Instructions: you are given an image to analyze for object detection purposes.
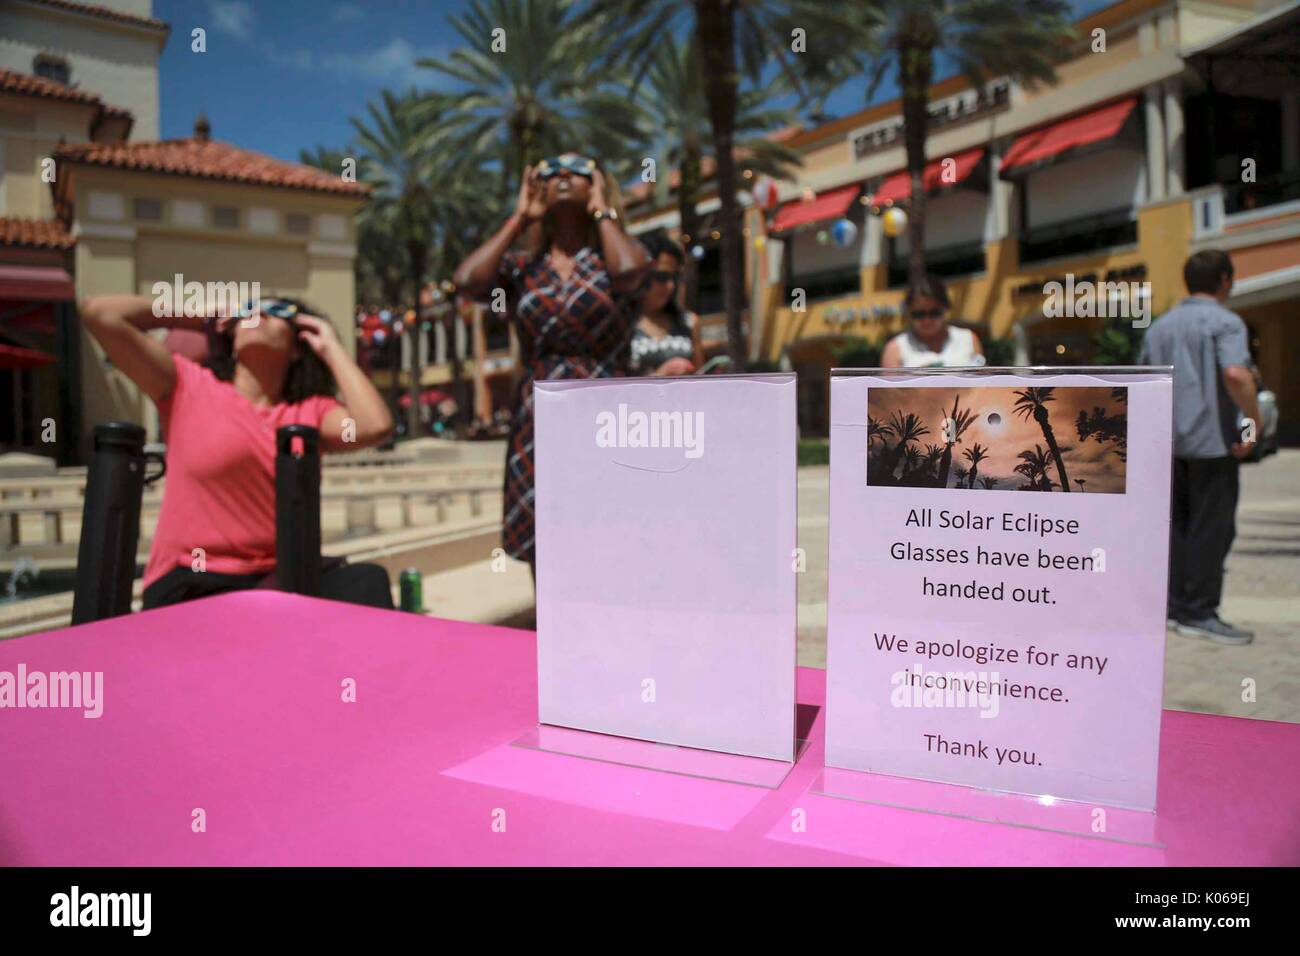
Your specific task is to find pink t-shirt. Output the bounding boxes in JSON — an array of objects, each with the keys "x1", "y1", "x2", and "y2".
[{"x1": 143, "y1": 355, "x2": 340, "y2": 588}]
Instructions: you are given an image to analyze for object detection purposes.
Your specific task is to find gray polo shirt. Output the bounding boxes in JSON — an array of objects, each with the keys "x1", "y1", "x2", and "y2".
[{"x1": 1139, "y1": 296, "x2": 1252, "y2": 458}]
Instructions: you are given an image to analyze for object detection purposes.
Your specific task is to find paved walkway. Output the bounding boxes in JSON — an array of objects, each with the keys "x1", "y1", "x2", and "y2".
[{"x1": 444, "y1": 450, "x2": 1298, "y2": 724}]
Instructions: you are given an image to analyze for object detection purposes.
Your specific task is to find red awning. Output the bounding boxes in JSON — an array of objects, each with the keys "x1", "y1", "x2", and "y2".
[
  {"x1": 0, "y1": 265, "x2": 75, "y2": 302},
  {"x1": 1000, "y1": 97, "x2": 1138, "y2": 173},
  {"x1": 771, "y1": 183, "x2": 861, "y2": 232},
  {"x1": 0, "y1": 343, "x2": 56, "y2": 370},
  {"x1": 870, "y1": 148, "x2": 985, "y2": 207}
]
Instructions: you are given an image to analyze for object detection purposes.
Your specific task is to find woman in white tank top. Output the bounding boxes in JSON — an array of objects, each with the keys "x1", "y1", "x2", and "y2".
[{"x1": 881, "y1": 274, "x2": 985, "y2": 368}]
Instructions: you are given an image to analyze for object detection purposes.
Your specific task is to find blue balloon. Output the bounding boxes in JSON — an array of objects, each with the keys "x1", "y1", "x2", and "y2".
[{"x1": 830, "y1": 218, "x2": 858, "y2": 247}]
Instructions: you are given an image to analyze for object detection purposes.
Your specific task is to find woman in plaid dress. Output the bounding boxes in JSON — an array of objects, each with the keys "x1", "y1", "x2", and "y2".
[{"x1": 454, "y1": 154, "x2": 649, "y2": 571}]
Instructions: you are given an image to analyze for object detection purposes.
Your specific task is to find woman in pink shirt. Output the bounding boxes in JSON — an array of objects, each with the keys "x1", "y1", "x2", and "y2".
[{"x1": 80, "y1": 293, "x2": 395, "y2": 610}]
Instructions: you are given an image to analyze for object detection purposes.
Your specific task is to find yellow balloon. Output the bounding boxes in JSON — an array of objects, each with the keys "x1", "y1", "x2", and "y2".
[{"x1": 881, "y1": 207, "x2": 908, "y2": 237}]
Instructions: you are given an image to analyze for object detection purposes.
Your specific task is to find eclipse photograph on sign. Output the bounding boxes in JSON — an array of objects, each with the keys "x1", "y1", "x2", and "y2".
[{"x1": 867, "y1": 386, "x2": 1128, "y2": 493}]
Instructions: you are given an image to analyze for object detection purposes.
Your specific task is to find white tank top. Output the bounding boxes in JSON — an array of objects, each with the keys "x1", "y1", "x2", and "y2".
[{"x1": 889, "y1": 326, "x2": 983, "y2": 368}]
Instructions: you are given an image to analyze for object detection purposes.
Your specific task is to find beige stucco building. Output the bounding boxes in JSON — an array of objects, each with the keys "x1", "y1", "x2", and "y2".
[
  {"x1": 1, "y1": 0, "x2": 367, "y2": 463},
  {"x1": 627, "y1": 0, "x2": 1300, "y2": 441}
]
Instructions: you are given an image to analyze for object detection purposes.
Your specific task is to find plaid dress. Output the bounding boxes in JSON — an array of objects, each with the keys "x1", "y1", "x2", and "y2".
[{"x1": 498, "y1": 247, "x2": 636, "y2": 563}]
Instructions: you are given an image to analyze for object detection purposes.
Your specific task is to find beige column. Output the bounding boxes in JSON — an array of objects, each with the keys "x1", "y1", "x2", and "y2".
[
  {"x1": 984, "y1": 140, "x2": 1013, "y2": 242},
  {"x1": 1145, "y1": 85, "x2": 1167, "y2": 202},
  {"x1": 1163, "y1": 79, "x2": 1185, "y2": 197}
]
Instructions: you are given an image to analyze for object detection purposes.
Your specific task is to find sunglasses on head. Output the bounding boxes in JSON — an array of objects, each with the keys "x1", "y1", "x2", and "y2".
[
  {"x1": 910, "y1": 308, "x2": 944, "y2": 320},
  {"x1": 536, "y1": 155, "x2": 596, "y2": 180}
]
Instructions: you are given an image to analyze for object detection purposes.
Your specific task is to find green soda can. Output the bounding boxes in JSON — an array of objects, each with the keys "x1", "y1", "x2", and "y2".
[{"x1": 399, "y1": 568, "x2": 423, "y2": 613}]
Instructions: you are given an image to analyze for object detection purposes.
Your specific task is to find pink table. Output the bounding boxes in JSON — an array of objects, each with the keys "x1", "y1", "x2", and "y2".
[{"x1": 1, "y1": 592, "x2": 1296, "y2": 865}]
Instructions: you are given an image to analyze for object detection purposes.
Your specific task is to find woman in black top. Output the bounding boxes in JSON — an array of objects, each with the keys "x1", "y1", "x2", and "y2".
[{"x1": 628, "y1": 232, "x2": 704, "y2": 377}]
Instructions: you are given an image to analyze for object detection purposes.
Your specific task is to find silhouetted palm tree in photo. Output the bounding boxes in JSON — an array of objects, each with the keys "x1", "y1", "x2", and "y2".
[
  {"x1": 1075, "y1": 478, "x2": 1086, "y2": 492},
  {"x1": 862, "y1": 1, "x2": 1074, "y2": 293},
  {"x1": 936, "y1": 394, "x2": 977, "y2": 488},
  {"x1": 953, "y1": 463, "x2": 968, "y2": 488},
  {"x1": 1014, "y1": 444, "x2": 1055, "y2": 491},
  {"x1": 868, "y1": 415, "x2": 892, "y2": 448},
  {"x1": 901, "y1": 444, "x2": 925, "y2": 484},
  {"x1": 882, "y1": 410, "x2": 930, "y2": 481},
  {"x1": 962, "y1": 442, "x2": 989, "y2": 489},
  {"x1": 922, "y1": 442, "x2": 945, "y2": 483},
  {"x1": 978, "y1": 476, "x2": 998, "y2": 489},
  {"x1": 1014, "y1": 386, "x2": 1070, "y2": 491}
]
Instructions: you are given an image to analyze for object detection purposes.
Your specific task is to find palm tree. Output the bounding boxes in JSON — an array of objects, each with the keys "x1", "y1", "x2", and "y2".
[
  {"x1": 1013, "y1": 386, "x2": 1070, "y2": 491},
  {"x1": 876, "y1": 410, "x2": 930, "y2": 482},
  {"x1": 936, "y1": 394, "x2": 977, "y2": 488},
  {"x1": 633, "y1": 37, "x2": 802, "y2": 310},
  {"x1": 592, "y1": 0, "x2": 880, "y2": 369},
  {"x1": 952, "y1": 463, "x2": 968, "y2": 488},
  {"x1": 922, "y1": 442, "x2": 945, "y2": 482},
  {"x1": 868, "y1": 415, "x2": 892, "y2": 448},
  {"x1": 978, "y1": 476, "x2": 998, "y2": 490},
  {"x1": 863, "y1": 2, "x2": 1074, "y2": 293},
  {"x1": 1075, "y1": 478, "x2": 1086, "y2": 492},
  {"x1": 352, "y1": 93, "x2": 497, "y2": 437},
  {"x1": 962, "y1": 442, "x2": 989, "y2": 489},
  {"x1": 1014, "y1": 444, "x2": 1054, "y2": 491},
  {"x1": 420, "y1": 0, "x2": 645, "y2": 195},
  {"x1": 901, "y1": 444, "x2": 925, "y2": 483}
]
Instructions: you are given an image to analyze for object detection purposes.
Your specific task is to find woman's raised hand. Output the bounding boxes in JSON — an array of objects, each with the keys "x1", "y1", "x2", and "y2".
[
  {"x1": 587, "y1": 168, "x2": 608, "y2": 216},
  {"x1": 294, "y1": 313, "x2": 343, "y2": 360},
  {"x1": 514, "y1": 165, "x2": 547, "y2": 223}
]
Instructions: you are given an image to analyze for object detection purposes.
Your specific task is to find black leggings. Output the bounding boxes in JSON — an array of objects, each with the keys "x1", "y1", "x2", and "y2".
[{"x1": 143, "y1": 561, "x2": 395, "y2": 611}]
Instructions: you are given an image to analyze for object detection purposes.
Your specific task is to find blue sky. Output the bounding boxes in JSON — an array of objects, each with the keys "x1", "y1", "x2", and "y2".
[{"x1": 157, "y1": 0, "x2": 1114, "y2": 163}]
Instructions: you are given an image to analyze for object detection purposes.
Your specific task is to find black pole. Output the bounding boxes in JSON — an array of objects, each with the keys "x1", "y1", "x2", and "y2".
[
  {"x1": 71, "y1": 421, "x2": 161, "y2": 624},
  {"x1": 275, "y1": 424, "x2": 321, "y2": 597}
]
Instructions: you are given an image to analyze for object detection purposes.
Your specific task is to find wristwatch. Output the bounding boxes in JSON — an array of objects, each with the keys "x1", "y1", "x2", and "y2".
[{"x1": 592, "y1": 207, "x2": 619, "y2": 223}]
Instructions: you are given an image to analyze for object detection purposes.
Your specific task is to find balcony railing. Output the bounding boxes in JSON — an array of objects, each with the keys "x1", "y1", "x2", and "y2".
[
  {"x1": 1018, "y1": 208, "x2": 1136, "y2": 264},
  {"x1": 789, "y1": 266, "x2": 862, "y2": 302},
  {"x1": 1223, "y1": 170, "x2": 1300, "y2": 217},
  {"x1": 887, "y1": 241, "x2": 986, "y2": 288}
]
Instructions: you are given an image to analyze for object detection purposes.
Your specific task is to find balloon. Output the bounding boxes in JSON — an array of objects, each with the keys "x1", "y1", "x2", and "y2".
[
  {"x1": 830, "y1": 218, "x2": 858, "y2": 247},
  {"x1": 751, "y1": 176, "x2": 780, "y2": 211},
  {"x1": 373, "y1": 329, "x2": 387, "y2": 346},
  {"x1": 881, "y1": 207, "x2": 908, "y2": 237},
  {"x1": 816, "y1": 229, "x2": 829, "y2": 245},
  {"x1": 691, "y1": 244, "x2": 706, "y2": 260}
]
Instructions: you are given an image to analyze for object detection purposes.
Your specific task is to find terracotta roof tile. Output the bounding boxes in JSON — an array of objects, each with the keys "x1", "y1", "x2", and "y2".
[
  {"x1": 55, "y1": 138, "x2": 371, "y2": 198},
  {"x1": 19, "y1": 0, "x2": 168, "y2": 31},
  {"x1": 0, "y1": 217, "x2": 74, "y2": 250},
  {"x1": 0, "y1": 68, "x2": 135, "y2": 134},
  {"x1": 0, "y1": 67, "x2": 104, "y2": 108}
]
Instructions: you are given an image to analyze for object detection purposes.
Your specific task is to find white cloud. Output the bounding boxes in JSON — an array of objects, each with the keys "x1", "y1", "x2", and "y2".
[
  {"x1": 208, "y1": 0, "x2": 255, "y2": 40},
  {"x1": 332, "y1": 3, "x2": 366, "y2": 23},
  {"x1": 320, "y1": 38, "x2": 448, "y2": 89}
]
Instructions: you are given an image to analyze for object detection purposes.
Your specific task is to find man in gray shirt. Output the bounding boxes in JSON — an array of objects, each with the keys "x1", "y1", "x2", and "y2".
[{"x1": 1140, "y1": 249, "x2": 1260, "y2": 643}]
